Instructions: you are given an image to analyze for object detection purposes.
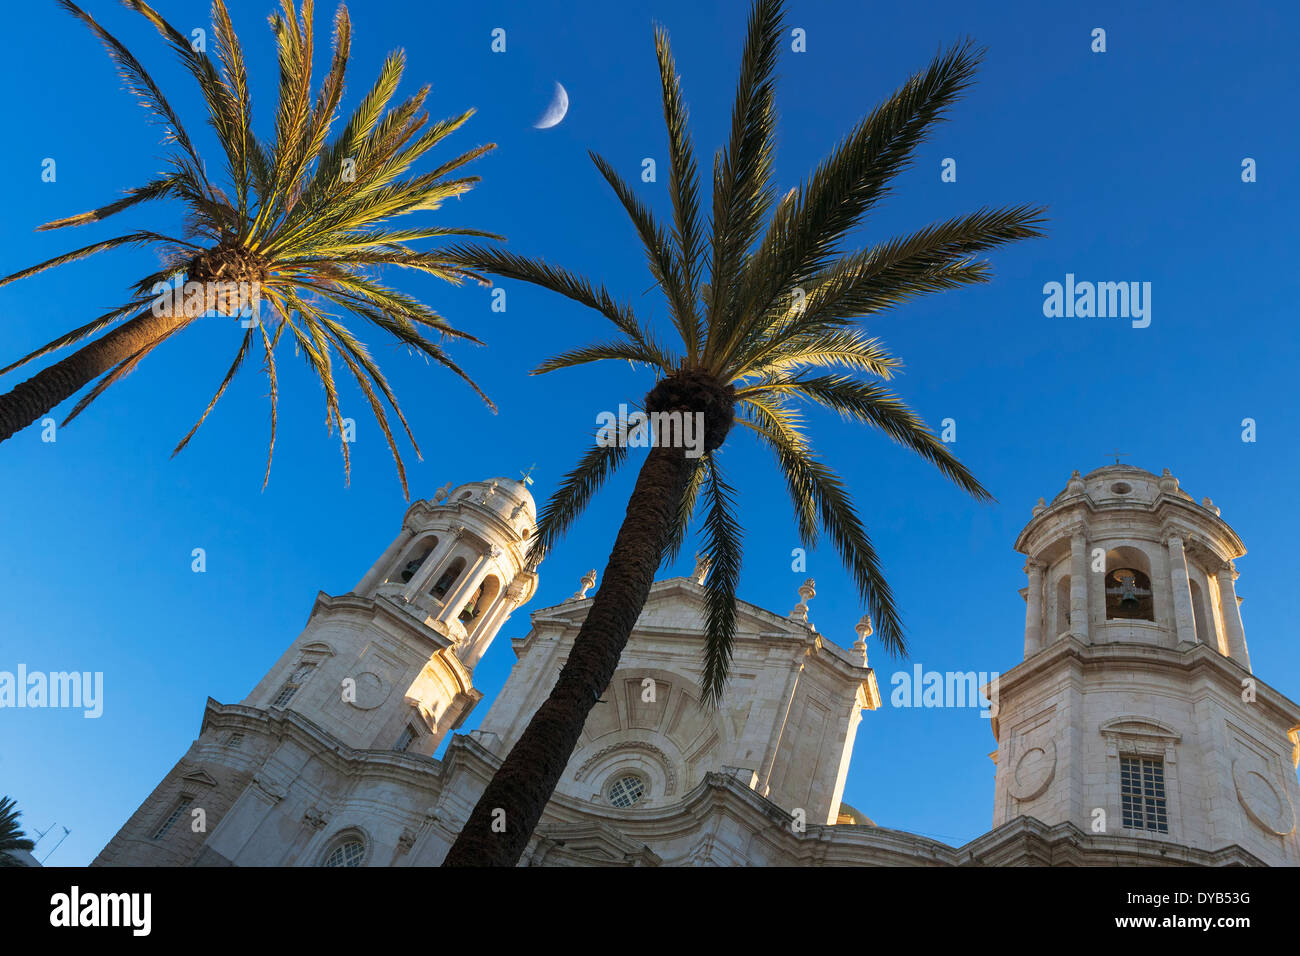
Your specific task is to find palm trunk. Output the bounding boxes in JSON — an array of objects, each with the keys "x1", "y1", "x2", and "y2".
[
  {"x1": 0, "y1": 308, "x2": 186, "y2": 442},
  {"x1": 441, "y1": 439, "x2": 696, "y2": 867}
]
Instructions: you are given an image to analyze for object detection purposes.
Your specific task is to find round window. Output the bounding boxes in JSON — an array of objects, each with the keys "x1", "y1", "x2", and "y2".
[
  {"x1": 1110, "y1": 481, "x2": 1132, "y2": 495},
  {"x1": 606, "y1": 774, "x2": 647, "y2": 808}
]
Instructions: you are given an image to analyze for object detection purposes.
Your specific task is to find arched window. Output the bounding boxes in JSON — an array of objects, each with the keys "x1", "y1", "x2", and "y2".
[
  {"x1": 321, "y1": 832, "x2": 366, "y2": 867},
  {"x1": 430, "y1": 557, "x2": 466, "y2": 600},
  {"x1": 606, "y1": 773, "x2": 647, "y2": 808},
  {"x1": 461, "y1": 574, "x2": 500, "y2": 624},
  {"x1": 1055, "y1": 575, "x2": 1071, "y2": 636},
  {"x1": 1105, "y1": 547, "x2": 1155, "y2": 622},
  {"x1": 1189, "y1": 579, "x2": 1213, "y2": 646},
  {"x1": 395, "y1": 539, "x2": 436, "y2": 584}
]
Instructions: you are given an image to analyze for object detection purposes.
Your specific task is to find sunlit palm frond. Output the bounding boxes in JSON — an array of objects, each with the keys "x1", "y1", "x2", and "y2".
[{"x1": 0, "y1": 1, "x2": 498, "y2": 494}]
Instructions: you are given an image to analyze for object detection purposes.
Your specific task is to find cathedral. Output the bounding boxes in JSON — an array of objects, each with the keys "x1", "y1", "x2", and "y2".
[{"x1": 92, "y1": 465, "x2": 1300, "y2": 866}]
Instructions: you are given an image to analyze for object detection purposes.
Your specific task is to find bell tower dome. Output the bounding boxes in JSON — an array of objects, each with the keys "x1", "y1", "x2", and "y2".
[
  {"x1": 1015, "y1": 464, "x2": 1250, "y2": 665},
  {"x1": 990, "y1": 465, "x2": 1300, "y2": 865}
]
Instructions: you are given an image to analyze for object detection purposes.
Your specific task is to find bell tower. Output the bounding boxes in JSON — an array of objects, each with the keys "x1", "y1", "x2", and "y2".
[
  {"x1": 92, "y1": 475, "x2": 540, "y2": 867},
  {"x1": 990, "y1": 465, "x2": 1300, "y2": 865},
  {"x1": 242, "y1": 476, "x2": 540, "y2": 755}
]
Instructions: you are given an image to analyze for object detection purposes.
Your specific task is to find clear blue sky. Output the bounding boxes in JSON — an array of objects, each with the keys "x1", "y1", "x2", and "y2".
[{"x1": 2, "y1": 0, "x2": 1297, "y2": 865}]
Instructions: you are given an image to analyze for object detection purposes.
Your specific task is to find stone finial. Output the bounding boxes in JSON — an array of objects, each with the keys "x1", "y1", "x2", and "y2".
[
  {"x1": 1032, "y1": 496, "x2": 1046, "y2": 516},
  {"x1": 1201, "y1": 496, "x2": 1221, "y2": 516},
  {"x1": 1159, "y1": 468, "x2": 1179, "y2": 494},
  {"x1": 692, "y1": 552, "x2": 712, "y2": 585},
  {"x1": 433, "y1": 481, "x2": 453, "y2": 503},
  {"x1": 853, "y1": 614, "x2": 873, "y2": 663},
  {"x1": 571, "y1": 569, "x2": 597, "y2": 600},
  {"x1": 789, "y1": 578, "x2": 816, "y2": 622},
  {"x1": 1066, "y1": 471, "x2": 1085, "y2": 495}
]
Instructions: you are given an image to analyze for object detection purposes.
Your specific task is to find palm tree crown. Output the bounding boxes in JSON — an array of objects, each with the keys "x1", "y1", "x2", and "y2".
[
  {"x1": 0, "y1": 0, "x2": 498, "y2": 495},
  {"x1": 447, "y1": 0, "x2": 1045, "y2": 700},
  {"x1": 0, "y1": 796, "x2": 36, "y2": 866}
]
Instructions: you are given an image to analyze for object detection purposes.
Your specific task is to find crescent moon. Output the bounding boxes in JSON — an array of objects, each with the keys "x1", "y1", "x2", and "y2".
[{"x1": 533, "y1": 81, "x2": 569, "y2": 129}]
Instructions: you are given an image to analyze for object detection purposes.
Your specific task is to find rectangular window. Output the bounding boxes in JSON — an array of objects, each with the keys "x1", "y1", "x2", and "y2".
[
  {"x1": 272, "y1": 663, "x2": 315, "y2": 708},
  {"x1": 1120, "y1": 756, "x2": 1168, "y2": 833},
  {"x1": 152, "y1": 796, "x2": 193, "y2": 840},
  {"x1": 225, "y1": 732, "x2": 244, "y2": 748},
  {"x1": 394, "y1": 725, "x2": 418, "y2": 753}
]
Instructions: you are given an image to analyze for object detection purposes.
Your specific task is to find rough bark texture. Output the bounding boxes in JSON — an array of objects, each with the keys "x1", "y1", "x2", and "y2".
[
  {"x1": 0, "y1": 308, "x2": 188, "y2": 442},
  {"x1": 441, "y1": 371, "x2": 733, "y2": 867}
]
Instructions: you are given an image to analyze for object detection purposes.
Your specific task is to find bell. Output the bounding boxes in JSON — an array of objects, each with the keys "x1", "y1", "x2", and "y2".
[{"x1": 1117, "y1": 572, "x2": 1139, "y2": 610}]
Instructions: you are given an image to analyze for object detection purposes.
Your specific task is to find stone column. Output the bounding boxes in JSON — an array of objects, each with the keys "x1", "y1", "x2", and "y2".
[
  {"x1": 437, "y1": 552, "x2": 494, "y2": 626},
  {"x1": 1215, "y1": 562, "x2": 1252, "y2": 671},
  {"x1": 461, "y1": 597, "x2": 520, "y2": 669},
  {"x1": 404, "y1": 527, "x2": 464, "y2": 602},
  {"x1": 1165, "y1": 535, "x2": 1197, "y2": 645},
  {"x1": 355, "y1": 527, "x2": 414, "y2": 594},
  {"x1": 1069, "y1": 531, "x2": 1089, "y2": 640},
  {"x1": 759, "y1": 653, "x2": 805, "y2": 796},
  {"x1": 1024, "y1": 559, "x2": 1045, "y2": 656}
]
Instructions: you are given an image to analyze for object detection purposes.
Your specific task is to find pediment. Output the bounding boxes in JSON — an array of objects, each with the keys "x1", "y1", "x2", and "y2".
[
  {"x1": 532, "y1": 576, "x2": 809, "y2": 641},
  {"x1": 180, "y1": 769, "x2": 219, "y2": 788},
  {"x1": 531, "y1": 821, "x2": 662, "y2": 867},
  {"x1": 1099, "y1": 715, "x2": 1181, "y2": 741}
]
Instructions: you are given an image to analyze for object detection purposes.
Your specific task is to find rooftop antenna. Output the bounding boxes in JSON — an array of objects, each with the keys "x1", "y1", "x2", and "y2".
[{"x1": 39, "y1": 826, "x2": 71, "y2": 864}]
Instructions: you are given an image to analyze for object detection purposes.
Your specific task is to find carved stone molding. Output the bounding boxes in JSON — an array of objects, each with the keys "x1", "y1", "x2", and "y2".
[
  {"x1": 574, "y1": 741, "x2": 679, "y2": 796},
  {"x1": 303, "y1": 806, "x2": 329, "y2": 830},
  {"x1": 1008, "y1": 739, "x2": 1056, "y2": 801},
  {"x1": 253, "y1": 771, "x2": 289, "y2": 803},
  {"x1": 1232, "y1": 759, "x2": 1297, "y2": 837}
]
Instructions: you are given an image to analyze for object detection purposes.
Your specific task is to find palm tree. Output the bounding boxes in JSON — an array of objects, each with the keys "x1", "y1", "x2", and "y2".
[
  {"x1": 0, "y1": 796, "x2": 36, "y2": 866},
  {"x1": 439, "y1": 0, "x2": 1045, "y2": 867},
  {"x1": 0, "y1": 0, "x2": 499, "y2": 495}
]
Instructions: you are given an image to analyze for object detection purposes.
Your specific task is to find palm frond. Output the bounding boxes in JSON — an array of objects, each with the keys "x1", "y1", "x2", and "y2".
[
  {"x1": 532, "y1": 339, "x2": 662, "y2": 375},
  {"x1": 528, "y1": 438, "x2": 631, "y2": 567},
  {"x1": 652, "y1": 22, "x2": 704, "y2": 353},
  {"x1": 707, "y1": 0, "x2": 782, "y2": 347},
  {"x1": 664, "y1": 455, "x2": 708, "y2": 563},
  {"x1": 752, "y1": 373, "x2": 992, "y2": 501},
  {"x1": 727, "y1": 40, "x2": 986, "y2": 354},
  {"x1": 698, "y1": 455, "x2": 743, "y2": 703},
  {"x1": 441, "y1": 243, "x2": 678, "y2": 370}
]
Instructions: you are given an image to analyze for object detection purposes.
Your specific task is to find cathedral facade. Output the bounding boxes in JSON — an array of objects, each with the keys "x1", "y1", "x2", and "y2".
[{"x1": 92, "y1": 466, "x2": 1300, "y2": 866}]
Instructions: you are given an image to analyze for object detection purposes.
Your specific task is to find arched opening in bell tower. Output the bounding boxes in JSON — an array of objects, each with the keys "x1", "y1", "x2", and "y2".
[
  {"x1": 1105, "y1": 546, "x2": 1155, "y2": 622},
  {"x1": 461, "y1": 573, "x2": 501, "y2": 625},
  {"x1": 392, "y1": 538, "x2": 436, "y2": 584},
  {"x1": 430, "y1": 557, "x2": 467, "y2": 600},
  {"x1": 1054, "y1": 575, "x2": 1071, "y2": 636}
]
